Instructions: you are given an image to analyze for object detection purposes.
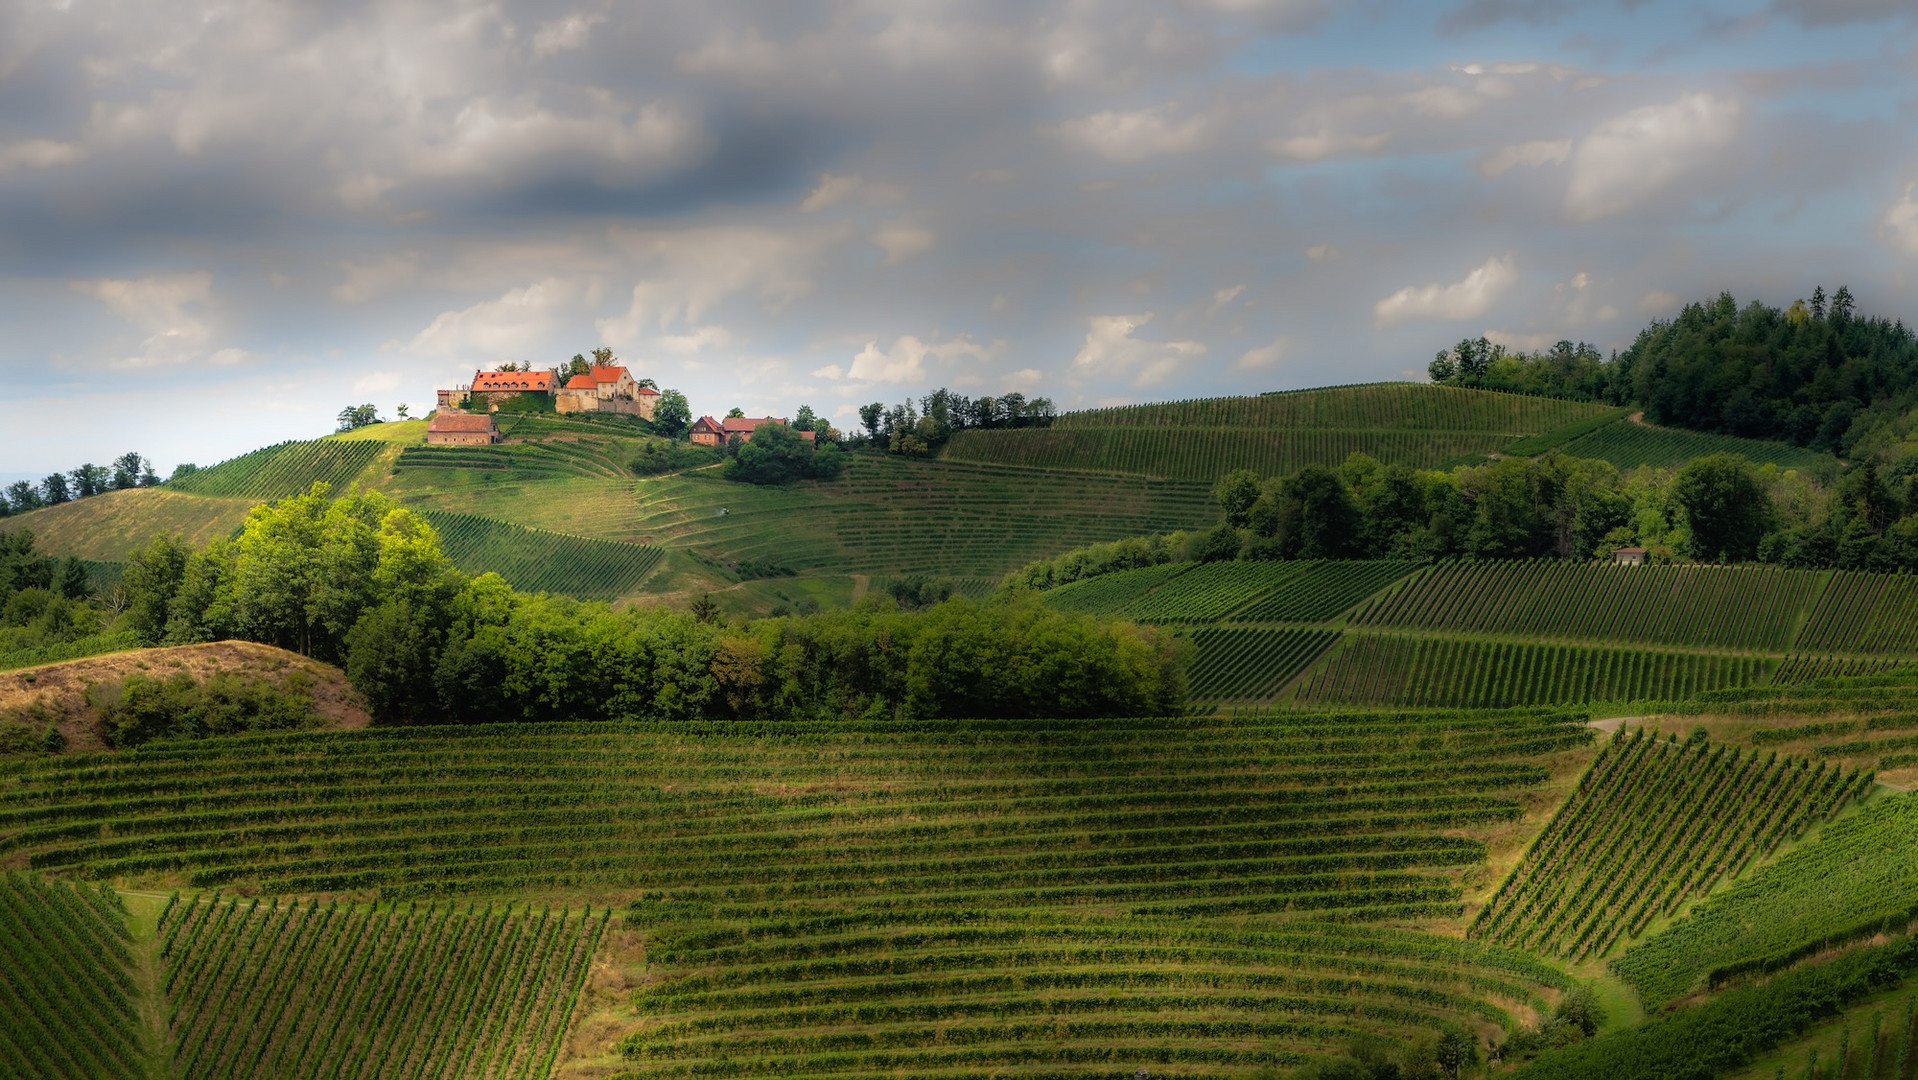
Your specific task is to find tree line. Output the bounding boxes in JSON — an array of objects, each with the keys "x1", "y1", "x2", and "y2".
[
  {"x1": 1, "y1": 452, "x2": 170, "y2": 516},
  {"x1": 1013, "y1": 447, "x2": 1918, "y2": 588},
  {"x1": 112, "y1": 484, "x2": 1185, "y2": 727},
  {"x1": 1429, "y1": 286, "x2": 1918, "y2": 460},
  {"x1": 855, "y1": 388, "x2": 1056, "y2": 456}
]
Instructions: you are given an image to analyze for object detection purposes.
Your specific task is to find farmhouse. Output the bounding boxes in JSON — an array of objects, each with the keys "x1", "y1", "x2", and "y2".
[
  {"x1": 689, "y1": 416, "x2": 727, "y2": 446},
  {"x1": 555, "y1": 364, "x2": 660, "y2": 419},
  {"x1": 723, "y1": 417, "x2": 816, "y2": 444},
  {"x1": 437, "y1": 370, "x2": 557, "y2": 411},
  {"x1": 425, "y1": 412, "x2": 499, "y2": 445},
  {"x1": 1613, "y1": 546, "x2": 1648, "y2": 566}
]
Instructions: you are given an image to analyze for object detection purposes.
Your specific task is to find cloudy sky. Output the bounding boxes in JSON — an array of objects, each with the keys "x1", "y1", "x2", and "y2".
[{"x1": 3, "y1": 0, "x2": 1917, "y2": 476}]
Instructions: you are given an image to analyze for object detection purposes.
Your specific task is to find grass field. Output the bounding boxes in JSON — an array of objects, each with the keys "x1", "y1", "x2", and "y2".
[
  {"x1": 323, "y1": 418, "x2": 428, "y2": 443},
  {"x1": 0, "y1": 488, "x2": 253, "y2": 561},
  {"x1": 1557, "y1": 417, "x2": 1835, "y2": 470},
  {"x1": 943, "y1": 384, "x2": 1617, "y2": 480},
  {"x1": 0, "y1": 709, "x2": 1596, "y2": 1076}
]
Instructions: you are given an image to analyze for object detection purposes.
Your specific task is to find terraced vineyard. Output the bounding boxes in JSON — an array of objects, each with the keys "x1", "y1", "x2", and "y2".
[
  {"x1": 397, "y1": 440, "x2": 630, "y2": 480},
  {"x1": 1795, "y1": 572, "x2": 1918, "y2": 655},
  {"x1": 1041, "y1": 562, "x2": 1194, "y2": 615},
  {"x1": 1472, "y1": 731, "x2": 1865, "y2": 960},
  {"x1": 627, "y1": 455, "x2": 1217, "y2": 578},
  {"x1": 420, "y1": 510, "x2": 663, "y2": 600},
  {"x1": 1187, "y1": 627, "x2": 1341, "y2": 701},
  {"x1": 1293, "y1": 634, "x2": 1777, "y2": 708},
  {"x1": 1611, "y1": 792, "x2": 1918, "y2": 1008},
  {"x1": 0, "y1": 872, "x2": 145, "y2": 1080},
  {"x1": 1354, "y1": 561, "x2": 1823, "y2": 652},
  {"x1": 0, "y1": 712, "x2": 1596, "y2": 1074},
  {"x1": 1044, "y1": 560, "x2": 1419, "y2": 624},
  {"x1": 944, "y1": 384, "x2": 1615, "y2": 480},
  {"x1": 160, "y1": 895, "x2": 605, "y2": 1080},
  {"x1": 165, "y1": 439, "x2": 387, "y2": 499},
  {"x1": 1557, "y1": 418, "x2": 1834, "y2": 470}
]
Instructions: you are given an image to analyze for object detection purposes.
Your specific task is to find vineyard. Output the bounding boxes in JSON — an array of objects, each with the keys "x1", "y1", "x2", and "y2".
[
  {"x1": 1794, "y1": 572, "x2": 1918, "y2": 655},
  {"x1": 1353, "y1": 561, "x2": 1824, "y2": 652},
  {"x1": 165, "y1": 440, "x2": 387, "y2": 500},
  {"x1": 0, "y1": 872, "x2": 144, "y2": 1080},
  {"x1": 1556, "y1": 418, "x2": 1833, "y2": 470},
  {"x1": 159, "y1": 895, "x2": 605, "y2": 1080},
  {"x1": 1611, "y1": 792, "x2": 1918, "y2": 1008},
  {"x1": 1186, "y1": 627, "x2": 1340, "y2": 700},
  {"x1": 419, "y1": 510, "x2": 663, "y2": 601},
  {"x1": 1043, "y1": 560, "x2": 1420, "y2": 624},
  {"x1": 1292, "y1": 633, "x2": 1777, "y2": 708},
  {"x1": 941, "y1": 384, "x2": 1617, "y2": 480},
  {"x1": 1471, "y1": 730, "x2": 1866, "y2": 961}
]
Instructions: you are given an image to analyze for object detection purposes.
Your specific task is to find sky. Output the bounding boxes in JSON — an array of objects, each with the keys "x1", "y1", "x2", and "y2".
[{"x1": 3, "y1": 0, "x2": 1918, "y2": 477}]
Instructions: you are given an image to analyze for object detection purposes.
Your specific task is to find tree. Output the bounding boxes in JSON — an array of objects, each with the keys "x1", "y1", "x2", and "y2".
[
  {"x1": 52, "y1": 557, "x2": 89, "y2": 600},
  {"x1": 1429, "y1": 350, "x2": 1457, "y2": 383},
  {"x1": 111, "y1": 452, "x2": 146, "y2": 490},
  {"x1": 1435, "y1": 1026, "x2": 1478, "y2": 1079},
  {"x1": 396, "y1": 404, "x2": 410, "y2": 420},
  {"x1": 859, "y1": 402, "x2": 885, "y2": 442},
  {"x1": 1212, "y1": 469, "x2": 1262, "y2": 528},
  {"x1": 6, "y1": 481, "x2": 40, "y2": 513},
  {"x1": 39, "y1": 473, "x2": 70, "y2": 505},
  {"x1": 591, "y1": 346, "x2": 615, "y2": 365},
  {"x1": 68, "y1": 464, "x2": 108, "y2": 498},
  {"x1": 654, "y1": 389, "x2": 692, "y2": 439},
  {"x1": 725, "y1": 407, "x2": 745, "y2": 419},
  {"x1": 335, "y1": 404, "x2": 380, "y2": 431},
  {"x1": 1672, "y1": 454, "x2": 1770, "y2": 562},
  {"x1": 724, "y1": 422, "x2": 835, "y2": 484},
  {"x1": 637, "y1": 377, "x2": 658, "y2": 390},
  {"x1": 124, "y1": 533, "x2": 192, "y2": 644},
  {"x1": 168, "y1": 463, "x2": 199, "y2": 483},
  {"x1": 1286, "y1": 464, "x2": 1360, "y2": 558}
]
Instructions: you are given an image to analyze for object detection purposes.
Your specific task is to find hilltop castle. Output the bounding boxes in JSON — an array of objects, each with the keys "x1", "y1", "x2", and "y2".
[{"x1": 436, "y1": 363, "x2": 658, "y2": 420}]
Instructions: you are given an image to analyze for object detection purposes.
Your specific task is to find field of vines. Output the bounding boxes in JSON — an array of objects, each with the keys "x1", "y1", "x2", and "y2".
[
  {"x1": 940, "y1": 426, "x2": 1514, "y2": 481},
  {"x1": 1558, "y1": 419, "x2": 1833, "y2": 470},
  {"x1": 1051, "y1": 383, "x2": 1613, "y2": 433},
  {"x1": 1770, "y1": 654, "x2": 1907, "y2": 685},
  {"x1": 1471, "y1": 731, "x2": 1865, "y2": 961},
  {"x1": 159, "y1": 895, "x2": 605, "y2": 1080},
  {"x1": 1496, "y1": 408, "x2": 1633, "y2": 457},
  {"x1": 1293, "y1": 634, "x2": 1777, "y2": 708},
  {"x1": 1118, "y1": 561, "x2": 1325, "y2": 623},
  {"x1": 0, "y1": 872, "x2": 145, "y2": 1080},
  {"x1": 1611, "y1": 792, "x2": 1918, "y2": 1008},
  {"x1": 396, "y1": 440, "x2": 628, "y2": 481},
  {"x1": 1794, "y1": 571, "x2": 1918, "y2": 655},
  {"x1": 1041, "y1": 562, "x2": 1193, "y2": 615},
  {"x1": 1354, "y1": 561, "x2": 1824, "y2": 652},
  {"x1": 1232, "y1": 561, "x2": 1423, "y2": 622},
  {"x1": 1186, "y1": 627, "x2": 1340, "y2": 700},
  {"x1": 419, "y1": 510, "x2": 663, "y2": 601},
  {"x1": 165, "y1": 440, "x2": 386, "y2": 500},
  {"x1": 1042, "y1": 560, "x2": 1419, "y2": 626}
]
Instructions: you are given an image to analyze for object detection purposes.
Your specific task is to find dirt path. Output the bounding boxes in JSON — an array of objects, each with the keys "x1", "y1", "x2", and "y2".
[
  {"x1": 121, "y1": 892, "x2": 176, "y2": 1080},
  {"x1": 1588, "y1": 715, "x2": 1647, "y2": 734}
]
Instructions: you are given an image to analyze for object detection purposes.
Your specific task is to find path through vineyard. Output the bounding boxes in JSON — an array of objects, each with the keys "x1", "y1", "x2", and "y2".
[{"x1": 123, "y1": 893, "x2": 175, "y2": 1080}]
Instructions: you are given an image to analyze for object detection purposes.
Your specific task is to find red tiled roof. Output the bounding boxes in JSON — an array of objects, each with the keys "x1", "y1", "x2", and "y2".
[
  {"x1": 690, "y1": 415, "x2": 725, "y2": 433},
  {"x1": 721, "y1": 416, "x2": 790, "y2": 433},
  {"x1": 428, "y1": 413, "x2": 496, "y2": 433},
  {"x1": 564, "y1": 374, "x2": 596, "y2": 390},
  {"x1": 636, "y1": 385, "x2": 660, "y2": 396},
  {"x1": 589, "y1": 365, "x2": 630, "y2": 384},
  {"x1": 471, "y1": 370, "x2": 555, "y2": 391}
]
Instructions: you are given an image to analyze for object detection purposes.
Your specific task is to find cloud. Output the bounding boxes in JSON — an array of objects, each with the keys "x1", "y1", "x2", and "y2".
[
  {"x1": 532, "y1": 14, "x2": 605, "y2": 58},
  {"x1": 1771, "y1": 0, "x2": 1911, "y2": 25},
  {"x1": 332, "y1": 252, "x2": 420, "y2": 304},
  {"x1": 1270, "y1": 130, "x2": 1390, "y2": 162},
  {"x1": 1372, "y1": 255, "x2": 1517, "y2": 327},
  {"x1": 1480, "y1": 139, "x2": 1571, "y2": 176},
  {"x1": 1883, "y1": 184, "x2": 1918, "y2": 257},
  {"x1": 1071, "y1": 314, "x2": 1207, "y2": 387},
  {"x1": 1306, "y1": 244, "x2": 1338, "y2": 261},
  {"x1": 800, "y1": 173, "x2": 861, "y2": 212},
  {"x1": 1564, "y1": 94, "x2": 1739, "y2": 221},
  {"x1": 598, "y1": 225, "x2": 834, "y2": 349},
  {"x1": 1641, "y1": 290, "x2": 1683, "y2": 314},
  {"x1": 402, "y1": 278, "x2": 584, "y2": 363},
  {"x1": 658, "y1": 325, "x2": 736, "y2": 354},
  {"x1": 1235, "y1": 336, "x2": 1286, "y2": 370},
  {"x1": 1208, "y1": 285, "x2": 1245, "y2": 314},
  {"x1": 843, "y1": 334, "x2": 1000, "y2": 384},
  {"x1": 0, "y1": 139, "x2": 84, "y2": 172},
  {"x1": 352, "y1": 370, "x2": 403, "y2": 396},
  {"x1": 1439, "y1": 0, "x2": 1576, "y2": 33},
  {"x1": 872, "y1": 224, "x2": 935, "y2": 266},
  {"x1": 73, "y1": 272, "x2": 233, "y2": 369},
  {"x1": 1058, "y1": 104, "x2": 1218, "y2": 161}
]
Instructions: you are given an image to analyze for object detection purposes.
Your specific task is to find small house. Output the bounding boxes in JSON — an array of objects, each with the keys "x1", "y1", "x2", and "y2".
[
  {"x1": 1613, "y1": 546, "x2": 1648, "y2": 566},
  {"x1": 722, "y1": 417, "x2": 815, "y2": 444},
  {"x1": 425, "y1": 412, "x2": 500, "y2": 445},
  {"x1": 689, "y1": 416, "x2": 727, "y2": 446}
]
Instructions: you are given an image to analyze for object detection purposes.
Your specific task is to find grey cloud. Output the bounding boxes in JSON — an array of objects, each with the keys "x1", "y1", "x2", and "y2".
[{"x1": 1771, "y1": 0, "x2": 1915, "y2": 25}]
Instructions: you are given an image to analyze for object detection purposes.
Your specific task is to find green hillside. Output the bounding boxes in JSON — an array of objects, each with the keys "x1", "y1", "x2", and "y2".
[
  {"x1": 1556, "y1": 416, "x2": 1836, "y2": 470},
  {"x1": 420, "y1": 510, "x2": 664, "y2": 600},
  {"x1": 165, "y1": 439, "x2": 390, "y2": 499},
  {"x1": 943, "y1": 383, "x2": 1615, "y2": 480}
]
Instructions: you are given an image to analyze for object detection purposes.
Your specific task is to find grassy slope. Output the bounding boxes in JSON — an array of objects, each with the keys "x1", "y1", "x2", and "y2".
[{"x1": 0, "y1": 489, "x2": 254, "y2": 561}]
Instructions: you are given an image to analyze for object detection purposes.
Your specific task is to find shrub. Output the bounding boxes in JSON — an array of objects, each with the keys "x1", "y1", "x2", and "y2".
[{"x1": 86, "y1": 669, "x2": 321, "y2": 748}]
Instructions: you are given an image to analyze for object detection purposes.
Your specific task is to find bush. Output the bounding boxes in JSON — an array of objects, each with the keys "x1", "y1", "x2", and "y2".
[
  {"x1": 86, "y1": 670, "x2": 322, "y2": 748},
  {"x1": 723, "y1": 423, "x2": 843, "y2": 484},
  {"x1": 629, "y1": 440, "x2": 721, "y2": 476}
]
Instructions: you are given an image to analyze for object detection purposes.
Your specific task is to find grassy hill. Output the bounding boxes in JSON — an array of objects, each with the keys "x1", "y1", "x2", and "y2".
[{"x1": 942, "y1": 383, "x2": 1615, "y2": 480}]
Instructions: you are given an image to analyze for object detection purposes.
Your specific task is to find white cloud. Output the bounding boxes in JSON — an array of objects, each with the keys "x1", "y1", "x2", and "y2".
[
  {"x1": 872, "y1": 224, "x2": 935, "y2": 266},
  {"x1": 657, "y1": 325, "x2": 735, "y2": 354},
  {"x1": 73, "y1": 271, "x2": 237, "y2": 369},
  {"x1": 844, "y1": 334, "x2": 1000, "y2": 384},
  {"x1": 1271, "y1": 129, "x2": 1390, "y2": 161},
  {"x1": 810, "y1": 364, "x2": 846, "y2": 380},
  {"x1": 1483, "y1": 329, "x2": 1556, "y2": 352},
  {"x1": 332, "y1": 252, "x2": 420, "y2": 303},
  {"x1": 1058, "y1": 104, "x2": 1218, "y2": 161},
  {"x1": 1564, "y1": 93, "x2": 1739, "y2": 221},
  {"x1": 1882, "y1": 183, "x2": 1918, "y2": 257},
  {"x1": 1306, "y1": 244, "x2": 1338, "y2": 261},
  {"x1": 598, "y1": 225, "x2": 834, "y2": 350},
  {"x1": 1208, "y1": 285, "x2": 1245, "y2": 314},
  {"x1": 1071, "y1": 313, "x2": 1207, "y2": 387},
  {"x1": 412, "y1": 97, "x2": 710, "y2": 183},
  {"x1": 402, "y1": 278, "x2": 584, "y2": 362},
  {"x1": 0, "y1": 138, "x2": 84, "y2": 172},
  {"x1": 1235, "y1": 336, "x2": 1286, "y2": 370},
  {"x1": 1480, "y1": 138, "x2": 1571, "y2": 176},
  {"x1": 1372, "y1": 255, "x2": 1517, "y2": 327},
  {"x1": 353, "y1": 370, "x2": 403, "y2": 395},
  {"x1": 800, "y1": 173, "x2": 861, "y2": 212},
  {"x1": 532, "y1": 14, "x2": 605, "y2": 58}
]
